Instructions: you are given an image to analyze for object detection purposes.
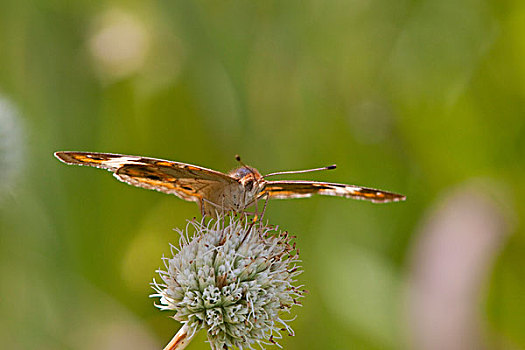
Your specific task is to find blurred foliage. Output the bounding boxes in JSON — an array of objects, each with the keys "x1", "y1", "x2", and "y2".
[{"x1": 0, "y1": 0, "x2": 524, "y2": 349}]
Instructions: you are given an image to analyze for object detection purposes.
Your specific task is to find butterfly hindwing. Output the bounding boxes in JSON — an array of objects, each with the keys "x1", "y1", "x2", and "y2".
[
  {"x1": 54, "y1": 151, "x2": 237, "y2": 203},
  {"x1": 114, "y1": 164, "x2": 227, "y2": 202}
]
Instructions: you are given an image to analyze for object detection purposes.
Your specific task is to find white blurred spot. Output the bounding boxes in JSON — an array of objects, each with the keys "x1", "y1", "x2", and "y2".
[
  {"x1": 0, "y1": 96, "x2": 24, "y2": 203},
  {"x1": 407, "y1": 180, "x2": 513, "y2": 350},
  {"x1": 88, "y1": 9, "x2": 150, "y2": 81}
]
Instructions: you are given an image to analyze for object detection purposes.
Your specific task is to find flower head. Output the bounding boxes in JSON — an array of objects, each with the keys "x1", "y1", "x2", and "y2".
[{"x1": 151, "y1": 216, "x2": 305, "y2": 350}]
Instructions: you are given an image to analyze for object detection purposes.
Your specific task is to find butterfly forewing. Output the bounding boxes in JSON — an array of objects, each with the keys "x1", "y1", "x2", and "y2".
[
  {"x1": 261, "y1": 180, "x2": 406, "y2": 203},
  {"x1": 54, "y1": 151, "x2": 140, "y2": 171},
  {"x1": 54, "y1": 152, "x2": 236, "y2": 182}
]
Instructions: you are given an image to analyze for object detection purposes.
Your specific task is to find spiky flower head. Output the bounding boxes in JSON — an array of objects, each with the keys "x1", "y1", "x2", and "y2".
[{"x1": 151, "y1": 215, "x2": 305, "y2": 350}]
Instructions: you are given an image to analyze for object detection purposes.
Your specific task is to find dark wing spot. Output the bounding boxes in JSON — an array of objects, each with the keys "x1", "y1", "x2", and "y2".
[
  {"x1": 312, "y1": 184, "x2": 335, "y2": 190},
  {"x1": 85, "y1": 155, "x2": 107, "y2": 161},
  {"x1": 145, "y1": 174, "x2": 162, "y2": 181}
]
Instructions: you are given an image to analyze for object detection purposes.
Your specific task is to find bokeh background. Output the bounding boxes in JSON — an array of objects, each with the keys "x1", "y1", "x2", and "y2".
[{"x1": 1, "y1": 0, "x2": 524, "y2": 349}]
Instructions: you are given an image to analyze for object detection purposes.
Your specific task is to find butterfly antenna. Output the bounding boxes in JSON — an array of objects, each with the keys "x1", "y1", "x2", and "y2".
[
  {"x1": 235, "y1": 154, "x2": 246, "y2": 167},
  {"x1": 263, "y1": 164, "x2": 337, "y2": 178},
  {"x1": 235, "y1": 154, "x2": 257, "y2": 177}
]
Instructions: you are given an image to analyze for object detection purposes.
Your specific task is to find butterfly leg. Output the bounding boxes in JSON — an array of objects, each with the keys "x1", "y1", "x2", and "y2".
[
  {"x1": 201, "y1": 197, "x2": 225, "y2": 218},
  {"x1": 253, "y1": 196, "x2": 259, "y2": 222},
  {"x1": 259, "y1": 193, "x2": 270, "y2": 223},
  {"x1": 249, "y1": 193, "x2": 269, "y2": 224},
  {"x1": 198, "y1": 199, "x2": 205, "y2": 218}
]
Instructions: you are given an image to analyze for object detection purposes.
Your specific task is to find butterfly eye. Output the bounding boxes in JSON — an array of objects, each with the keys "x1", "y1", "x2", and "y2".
[{"x1": 244, "y1": 178, "x2": 254, "y2": 191}]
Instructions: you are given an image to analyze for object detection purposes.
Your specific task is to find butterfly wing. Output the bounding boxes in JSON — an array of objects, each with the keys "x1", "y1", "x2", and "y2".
[
  {"x1": 260, "y1": 180, "x2": 406, "y2": 203},
  {"x1": 54, "y1": 151, "x2": 238, "y2": 203}
]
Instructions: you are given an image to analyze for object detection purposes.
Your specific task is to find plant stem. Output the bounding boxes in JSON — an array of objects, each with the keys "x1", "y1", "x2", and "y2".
[{"x1": 163, "y1": 324, "x2": 194, "y2": 350}]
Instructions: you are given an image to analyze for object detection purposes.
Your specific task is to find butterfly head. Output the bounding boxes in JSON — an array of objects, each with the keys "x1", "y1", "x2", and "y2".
[{"x1": 229, "y1": 166, "x2": 264, "y2": 191}]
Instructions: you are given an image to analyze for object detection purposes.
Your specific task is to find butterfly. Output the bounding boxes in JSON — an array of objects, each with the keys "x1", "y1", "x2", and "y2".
[{"x1": 54, "y1": 151, "x2": 406, "y2": 217}]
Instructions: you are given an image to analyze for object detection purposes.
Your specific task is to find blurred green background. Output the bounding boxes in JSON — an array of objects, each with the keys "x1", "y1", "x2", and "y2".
[{"x1": 1, "y1": 0, "x2": 524, "y2": 349}]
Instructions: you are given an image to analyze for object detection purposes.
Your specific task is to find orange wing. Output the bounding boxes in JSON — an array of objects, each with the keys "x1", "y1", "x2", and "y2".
[
  {"x1": 54, "y1": 151, "x2": 237, "y2": 203},
  {"x1": 260, "y1": 180, "x2": 406, "y2": 203}
]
